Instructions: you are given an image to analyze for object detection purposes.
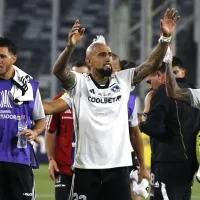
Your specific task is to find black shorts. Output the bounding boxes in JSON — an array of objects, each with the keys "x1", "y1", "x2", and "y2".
[
  {"x1": 129, "y1": 151, "x2": 139, "y2": 173},
  {"x1": 0, "y1": 162, "x2": 35, "y2": 200},
  {"x1": 150, "y1": 162, "x2": 196, "y2": 200},
  {"x1": 69, "y1": 167, "x2": 131, "y2": 200},
  {"x1": 54, "y1": 172, "x2": 72, "y2": 200}
]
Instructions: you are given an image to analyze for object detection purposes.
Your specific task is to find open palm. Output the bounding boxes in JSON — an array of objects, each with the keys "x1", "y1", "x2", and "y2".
[
  {"x1": 160, "y1": 8, "x2": 180, "y2": 37},
  {"x1": 68, "y1": 20, "x2": 85, "y2": 46}
]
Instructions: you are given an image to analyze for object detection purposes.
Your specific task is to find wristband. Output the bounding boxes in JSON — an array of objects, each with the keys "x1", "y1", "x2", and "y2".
[{"x1": 159, "y1": 35, "x2": 172, "y2": 43}]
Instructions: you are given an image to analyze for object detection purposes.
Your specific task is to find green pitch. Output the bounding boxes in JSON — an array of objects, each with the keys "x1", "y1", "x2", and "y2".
[{"x1": 35, "y1": 165, "x2": 200, "y2": 200}]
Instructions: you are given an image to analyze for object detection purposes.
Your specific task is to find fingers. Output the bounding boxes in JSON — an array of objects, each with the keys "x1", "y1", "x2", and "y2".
[
  {"x1": 138, "y1": 171, "x2": 142, "y2": 183},
  {"x1": 164, "y1": 8, "x2": 180, "y2": 21},
  {"x1": 48, "y1": 161, "x2": 59, "y2": 181},
  {"x1": 80, "y1": 28, "x2": 85, "y2": 36},
  {"x1": 174, "y1": 14, "x2": 180, "y2": 23},
  {"x1": 54, "y1": 162, "x2": 59, "y2": 172},
  {"x1": 69, "y1": 20, "x2": 85, "y2": 37},
  {"x1": 19, "y1": 130, "x2": 36, "y2": 142},
  {"x1": 160, "y1": 19, "x2": 164, "y2": 29},
  {"x1": 49, "y1": 167, "x2": 55, "y2": 181},
  {"x1": 164, "y1": 8, "x2": 170, "y2": 19}
]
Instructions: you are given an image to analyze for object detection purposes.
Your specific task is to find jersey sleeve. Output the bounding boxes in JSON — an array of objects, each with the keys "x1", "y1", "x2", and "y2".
[
  {"x1": 32, "y1": 89, "x2": 45, "y2": 120},
  {"x1": 64, "y1": 71, "x2": 84, "y2": 98},
  {"x1": 115, "y1": 68, "x2": 135, "y2": 91},
  {"x1": 188, "y1": 88, "x2": 200, "y2": 109},
  {"x1": 60, "y1": 92, "x2": 72, "y2": 108},
  {"x1": 129, "y1": 101, "x2": 138, "y2": 127},
  {"x1": 46, "y1": 114, "x2": 59, "y2": 133}
]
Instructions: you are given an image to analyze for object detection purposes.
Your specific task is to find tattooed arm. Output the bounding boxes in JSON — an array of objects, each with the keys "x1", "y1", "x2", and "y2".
[
  {"x1": 133, "y1": 42, "x2": 168, "y2": 84},
  {"x1": 133, "y1": 8, "x2": 180, "y2": 85},
  {"x1": 165, "y1": 61, "x2": 191, "y2": 105},
  {"x1": 52, "y1": 20, "x2": 85, "y2": 90},
  {"x1": 52, "y1": 44, "x2": 76, "y2": 90}
]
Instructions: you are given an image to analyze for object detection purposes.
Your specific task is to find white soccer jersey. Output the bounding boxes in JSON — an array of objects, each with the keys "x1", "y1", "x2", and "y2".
[
  {"x1": 129, "y1": 101, "x2": 138, "y2": 127},
  {"x1": 188, "y1": 88, "x2": 200, "y2": 110},
  {"x1": 62, "y1": 68, "x2": 135, "y2": 169}
]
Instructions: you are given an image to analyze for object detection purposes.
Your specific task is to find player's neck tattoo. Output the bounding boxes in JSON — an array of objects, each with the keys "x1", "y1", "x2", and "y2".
[{"x1": 91, "y1": 73, "x2": 109, "y2": 86}]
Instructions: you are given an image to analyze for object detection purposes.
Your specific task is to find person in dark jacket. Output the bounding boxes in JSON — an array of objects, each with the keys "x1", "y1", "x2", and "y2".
[{"x1": 140, "y1": 61, "x2": 200, "y2": 200}]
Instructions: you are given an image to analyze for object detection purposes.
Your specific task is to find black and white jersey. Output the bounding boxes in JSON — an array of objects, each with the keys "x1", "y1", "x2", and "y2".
[
  {"x1": 62, "y1": 68, "x2": 135, "y2": 169},
  {"x1": 188, "y1": 88, "x2": 200, "y2": 109}
]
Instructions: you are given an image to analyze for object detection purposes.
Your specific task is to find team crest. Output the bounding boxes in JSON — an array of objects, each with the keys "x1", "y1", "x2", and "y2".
[{"x1": 111, "y1": 85, "x2": 120, "y2": 93}]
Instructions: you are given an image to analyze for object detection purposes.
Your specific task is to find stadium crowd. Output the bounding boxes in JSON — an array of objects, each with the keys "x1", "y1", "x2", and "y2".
[{"x1": 1, "y1": 6, "x2": 200, "y2": 200}]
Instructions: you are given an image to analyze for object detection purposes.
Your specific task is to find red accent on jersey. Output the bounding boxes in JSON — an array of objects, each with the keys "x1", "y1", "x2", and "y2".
[{"x1": 47, "y1": 92, "x2": 73, "y2": 175}]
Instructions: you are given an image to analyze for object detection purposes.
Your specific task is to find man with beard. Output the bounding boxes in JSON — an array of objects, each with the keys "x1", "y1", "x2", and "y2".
[{"x1": 51, "y1": 8, "x2": 179, "y2": 200}]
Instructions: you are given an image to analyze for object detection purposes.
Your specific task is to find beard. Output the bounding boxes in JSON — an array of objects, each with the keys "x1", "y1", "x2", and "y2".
[{"x1": 97, "y1": 67, "x2": 113, "y2": 77}]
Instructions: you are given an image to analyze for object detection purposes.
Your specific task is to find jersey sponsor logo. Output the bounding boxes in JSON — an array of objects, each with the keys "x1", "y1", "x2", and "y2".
[
  {"x1": 64, "y1": 109, "x2": 71, "y2": 114},
  {"x1": 0, "y1": 110, "x2": 11, "y2": 114},
  {"x1": 0, "y1": 90, "x2": 12, "y2": 108},
  {"x1": 55, "y1": 184, "x2": 66, "y2": 187},
  {"x1": 23, "y1": 193, "x2": 33, "y2": 196},
  {"x1": 0, "y1": 113, "x2": 25, "y2": 120},
  {"x1": 111, "y1": 85, "x2": 120, "y2": 93},
  {"x1": 89, "y1": 89, "x2": 95, "y2": 94},
  {"x1": 62, "y1": 116, "x2": 73, "y2": 119},
  {"x1": 88, "y1": 95, "x2": 122, "y2": 104}
]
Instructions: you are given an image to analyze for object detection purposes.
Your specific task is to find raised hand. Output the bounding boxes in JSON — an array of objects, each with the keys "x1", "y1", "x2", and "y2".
[
  {"x1": 68, "y1": 20, "x2": 85, "y2": 46},
  {"x1": 160, "y1": 8, "x2": 180, "y2": 37}
]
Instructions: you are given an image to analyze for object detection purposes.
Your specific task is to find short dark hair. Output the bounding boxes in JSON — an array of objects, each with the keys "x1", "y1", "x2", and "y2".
[
  {"x1": 150, "y1": 62, "x2": 166, "y2": 76},
  {"x1": 120, "y1": 60, "x2": 136, "y2": 70},
  {"x1": 112, "y1": 53, "x2": 120, "y2": 61},
  {"x1": 172, "y1": 56, "x2": 184, "y2": 69},
  {"x1": 71, "y1": 61, "x2": 88, "y2": 68},
  {"x1": 0, "y1": 37, "x2": 17, "y2": 55}
]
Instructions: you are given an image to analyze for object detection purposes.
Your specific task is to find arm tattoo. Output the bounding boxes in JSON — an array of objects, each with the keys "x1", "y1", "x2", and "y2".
[
  {"x1": 58, "y1": 70, "x2": 76, "y2": 90},
  {"x1": 133, "y1": 42, "x2": 168, "y2": 85},
  {"x1": 52, "y1": 44, "x2": 76, "y2": 90},
  {"x1": 174, "y1": 88, "x2": 191, "y2": 105},
  {"x1": 165, "y1": 62, "x2": 191, "y2": 104}
]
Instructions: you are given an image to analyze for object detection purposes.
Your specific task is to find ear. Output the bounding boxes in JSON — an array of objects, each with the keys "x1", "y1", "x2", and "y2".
[
  {"x1": 157, "y1": 71, "x2": 162, "y2": 77},
  {"x1": 11, "y1": 55, "x2": 17, "y2": 64},
  {"x1": 85, "y1": 57, "x2": 90, "y2": 66}
]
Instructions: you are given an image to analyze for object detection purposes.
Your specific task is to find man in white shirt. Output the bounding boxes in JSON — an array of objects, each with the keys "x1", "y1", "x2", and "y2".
[{"x1": 52, "y1": 8, "x2": 179, "y2": 200}]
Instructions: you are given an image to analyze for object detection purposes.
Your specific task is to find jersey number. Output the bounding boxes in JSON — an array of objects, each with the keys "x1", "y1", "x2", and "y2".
[{"x1": 73, "y1": 193, "x2": 87, "y2": 200}]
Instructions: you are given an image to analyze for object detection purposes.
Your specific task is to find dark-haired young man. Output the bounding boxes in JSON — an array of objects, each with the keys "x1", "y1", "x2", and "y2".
[
  {"x1": 0, "y1": 37, "x2": 46, "y2": 200},
  {"x1": 172, "y1": 56, "x2": 186, "y2": 78}
]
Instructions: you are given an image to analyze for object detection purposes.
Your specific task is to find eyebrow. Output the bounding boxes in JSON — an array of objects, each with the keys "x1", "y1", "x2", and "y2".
[{"x1": 98, "y1": 52, "x2": 112, "y2": 55}]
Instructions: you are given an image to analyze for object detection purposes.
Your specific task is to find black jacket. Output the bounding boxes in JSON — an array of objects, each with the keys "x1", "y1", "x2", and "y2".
[{"x1": 140, "y1": 78, "x2": 200, "y2": 163}]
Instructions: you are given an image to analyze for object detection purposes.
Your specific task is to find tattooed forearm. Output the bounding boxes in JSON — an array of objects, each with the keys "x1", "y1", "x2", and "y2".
[
  {"x1": 52, "y1": 44, "x2": 76, "y2": 90},
  {"x1": 174, "y1": 88, "x2": 191, "y2": 104},
  {"x1": 133, "y1": 42, "x2": 168, "y2": 85},
  {"x1": 165, "y1": 62, "x2": 191, "y2": 104}
]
